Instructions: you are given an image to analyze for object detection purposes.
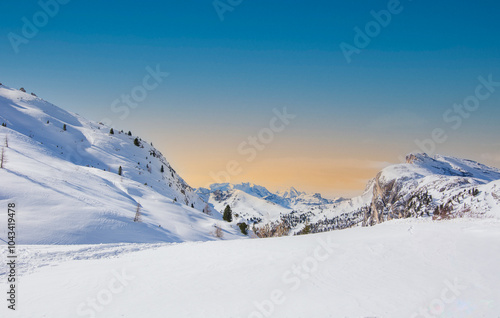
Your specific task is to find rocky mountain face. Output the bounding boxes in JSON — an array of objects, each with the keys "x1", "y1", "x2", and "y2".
[{"x1": 363, "y1": 153, "x2": 500, "y2": 226}]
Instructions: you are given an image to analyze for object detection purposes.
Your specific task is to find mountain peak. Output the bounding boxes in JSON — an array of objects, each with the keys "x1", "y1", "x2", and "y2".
[
  {"x1": 405, "y1": 153, "x2": 431, "y2": 164},
  {"x1": 276, "y1": 186, "x2": 304, "y2": 198}
]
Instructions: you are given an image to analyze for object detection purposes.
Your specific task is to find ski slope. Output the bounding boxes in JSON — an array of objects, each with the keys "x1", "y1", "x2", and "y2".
[{"x1": 1, "y1": 218, "x2": 499, "y2": 317}]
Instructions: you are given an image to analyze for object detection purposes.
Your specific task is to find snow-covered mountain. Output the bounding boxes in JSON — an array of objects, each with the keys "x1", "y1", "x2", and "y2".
[
  {"x1": 363, "y1": 153, "x2": 500, "y2": 225},
  {"x1": 0, "y1": 84, "x2": 242, "y2": 244},
  {"x1": 200, "y1": 154, "x2": 500, "y2": 235},
  {"x1": 290, "y1": 153, "x2": 500, "y2": 234}
]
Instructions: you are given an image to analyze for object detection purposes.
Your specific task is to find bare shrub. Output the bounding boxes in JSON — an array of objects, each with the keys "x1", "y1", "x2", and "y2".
[
  {"x1": 253, "y1": 221, "x2": 290, "y2": 238},
  {"x1": 134, "y1": 203, "x2": 142, "y2": 222},
  {"x1": 213, "y1": 224, "x2": 224, "y2": 238}
]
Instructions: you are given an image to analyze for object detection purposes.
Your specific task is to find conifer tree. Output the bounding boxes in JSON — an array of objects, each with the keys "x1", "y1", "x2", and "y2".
[
  {"x1": 223, "y1": 205, "x2": 233, "y2": 222},
  {"x1": 63, "y1": 124, "x2": 67, "y2": 131},
  {"x1": 110, "y1": 128, "x2": 114, "y2": 134},
  {"x1": 118, "y1": 166, "x2": 122, "y2": 176},
  {"x1": 238, "y1": 223, "x2": 248, "y2": 235},
  {"x1": 134, "y1": 137, "x2": 140, "y2": 147},
  {"x1": 302, "y1": 222, "x2": 311, "y2": 235}
]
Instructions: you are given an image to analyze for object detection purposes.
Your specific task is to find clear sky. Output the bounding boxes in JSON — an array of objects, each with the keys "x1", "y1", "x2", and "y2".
[{"x1": 1, "y1": 0, "x2": 500, "y2": 197}]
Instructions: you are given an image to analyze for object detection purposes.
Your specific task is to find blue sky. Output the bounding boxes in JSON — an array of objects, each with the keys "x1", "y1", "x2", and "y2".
[{"x1": 1, "y1": 0, "x2": 500, "y2": 195}]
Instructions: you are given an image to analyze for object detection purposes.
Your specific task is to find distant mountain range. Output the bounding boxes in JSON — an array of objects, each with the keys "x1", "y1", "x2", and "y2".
[{"x1": 199, "y1": 154, "x2": 500, "y2": 234}]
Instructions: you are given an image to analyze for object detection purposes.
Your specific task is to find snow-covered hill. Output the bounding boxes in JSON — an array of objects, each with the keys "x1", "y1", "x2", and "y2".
[{"x1": 0, "y1": 84, "x2": 242, "y2": 244}]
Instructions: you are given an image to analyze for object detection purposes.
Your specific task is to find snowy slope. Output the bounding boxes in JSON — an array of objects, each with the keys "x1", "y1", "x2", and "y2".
[
  {"x1": 0, "y1": 85, "x2": 242, "y2": 243},
  {"x1": 1, "y1": 218, "x2": 500, "y2": 317}
]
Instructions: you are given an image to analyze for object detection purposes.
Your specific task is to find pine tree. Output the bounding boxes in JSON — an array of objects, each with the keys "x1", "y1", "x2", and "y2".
[
  {"x1": 238, "y1": 223, "x2": 248, "y2": 235},
  {"x1": 160, "y1": 165, "x2": 164, "y2": 173},
  {"x1": 191, "y1": 203, "x2": 194, "y2": 208},
  {"x1": 63, "y1": 124, "x2": 67, "y2": 131},
  {"x1": 128, "y1": 131, "x2": 132, "y2": 136},
  {"x1": 118, "y1": 166, "x2": 122, "y2": 176},
  {"x1": 223, "y1": 205, "x2": 233, "y2": 222},
  {"x1": 109, "y1": 128, "x2": 114, "y2": 134},
  {"x1": 134, "y1": 137, "x2": 140, "y2": 147},
  {"x1": 302, "y1": 222, "x2": 311, "y2": 235}
]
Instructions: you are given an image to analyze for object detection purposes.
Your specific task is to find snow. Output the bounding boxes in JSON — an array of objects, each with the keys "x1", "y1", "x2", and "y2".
[{"x1": 1, "y1": 218, "x2": 500, "y2": 317}]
